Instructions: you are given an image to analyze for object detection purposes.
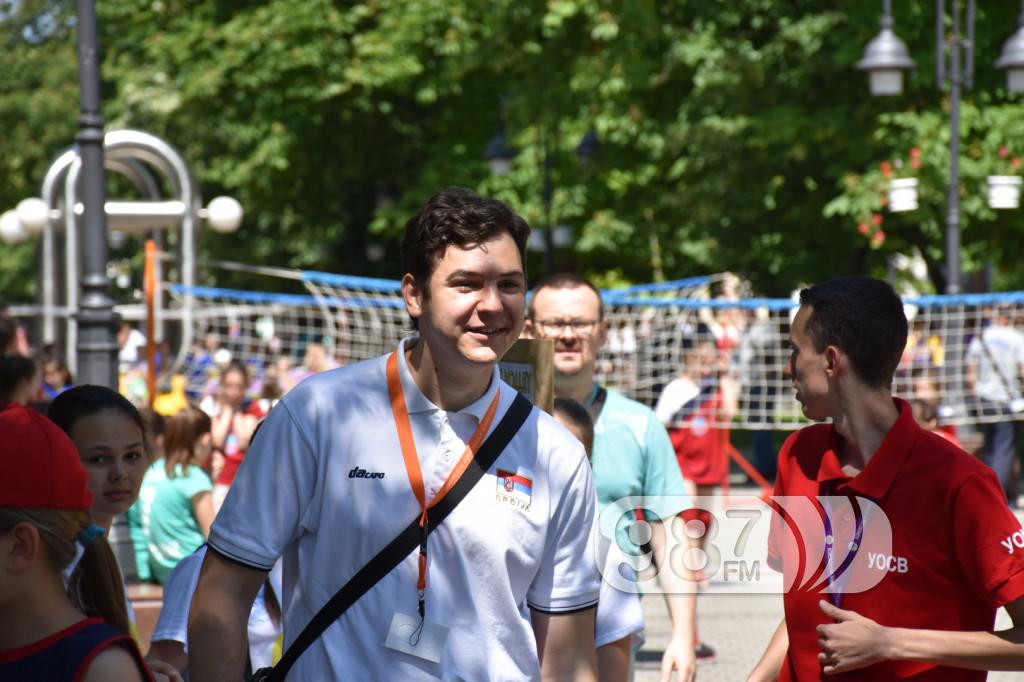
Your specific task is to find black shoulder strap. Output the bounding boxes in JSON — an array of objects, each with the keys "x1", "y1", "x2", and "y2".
[{"x1": 264, "y1": 392, "x2": 533, "y2": 682}]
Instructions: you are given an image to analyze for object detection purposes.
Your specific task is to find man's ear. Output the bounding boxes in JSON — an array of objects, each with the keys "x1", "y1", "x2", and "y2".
[
  {"x1": 825, "y1": 345, "x2": 841, "y2": 378},
  {"x1": 521, "y1": 317, "x2": 535, "y2": 339},
  {"x1": 401, "y1": 274, "x2": 423, "y2": 323},
  {"x1": 4, "y1": 522, "x2": 42, "y2": 575},
  {"x1": 594, "y1": 319, "x2": 610, "y2": 351}
]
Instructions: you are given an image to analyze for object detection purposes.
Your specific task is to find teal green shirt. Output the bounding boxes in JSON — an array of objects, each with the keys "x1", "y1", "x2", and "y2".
[
  {"x1": 133, "y1": 460, "x2": 212, "y2": 584},
  {"x1": 590, "y1": 386, "x2": 690, "y2": 554}
]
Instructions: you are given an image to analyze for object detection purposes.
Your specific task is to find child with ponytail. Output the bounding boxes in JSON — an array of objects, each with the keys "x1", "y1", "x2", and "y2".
[
  {"x1": 0, "y1": 402, "x2": 152, "y2": 680},
  {"x1": 48, "y1": 386, "x2": 153, "y2": 624},
  {"x1": 133, "y1": 405, "x2": 215, "y2": 584}
]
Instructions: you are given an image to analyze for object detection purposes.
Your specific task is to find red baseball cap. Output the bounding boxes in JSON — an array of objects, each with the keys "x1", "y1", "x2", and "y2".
[{"x1": 0, "y1": 402, "x2": 92, "y2": 510}]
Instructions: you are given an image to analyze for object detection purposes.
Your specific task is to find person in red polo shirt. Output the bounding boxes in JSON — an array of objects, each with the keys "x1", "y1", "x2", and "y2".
[{"x1": 748, "y1": 276, "x2": 1024, "y2": 681}]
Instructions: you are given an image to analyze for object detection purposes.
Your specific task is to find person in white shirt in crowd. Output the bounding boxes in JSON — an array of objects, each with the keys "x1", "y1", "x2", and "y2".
[
  {"x1": 118, "y1": 322, "x2": 147, "y2": 367},
  {"x1": 188, "y1": 187, "x2": 601, "y2": 681},
  {"x1": 965, "y1": 304, "x2": 1024, "y2": 508},
  {"x1": 148, "y1": 545, "x2": 283, "y2": 678},
  {"x1": 553, "y1": 397, "x2": 645, "y2": 682}
]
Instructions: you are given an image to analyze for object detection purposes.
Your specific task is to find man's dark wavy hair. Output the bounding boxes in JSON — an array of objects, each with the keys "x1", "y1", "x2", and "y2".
[
  {"x1": 798, "y1": 276, "x2": 908, "y2": 388},
  {"x1": 401, "y1": 187, "x2": 530, "y2": 330}
]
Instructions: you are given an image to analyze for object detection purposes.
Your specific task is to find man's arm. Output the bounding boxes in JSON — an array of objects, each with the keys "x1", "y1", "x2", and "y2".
[
  {"x1": 747, "y1": 618, "x2": 788, "y2": 682},
  {"x1": 530, "y1": 607, "x2": 598, "y2": 682},
  {"x1": 817, "y1": 597, "x2": 1024, "y2": 674},
  {"x1": 649, "y1": 518, "x2": 697, "y2": 682},
  {"x1": 187, "y1": 548, "x2": 267, "y2": 682}
]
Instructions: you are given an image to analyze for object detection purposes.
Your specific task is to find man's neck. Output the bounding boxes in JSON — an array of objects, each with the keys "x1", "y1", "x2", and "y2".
[
  {"x1": 832, "y1": 386, "x2": 900, "y2": 473},
  {"x1": 405, "y1": 339, "x2": 492, "y2": 412},
  {"x1": 554, "y1": 370, "x2": 596, "y2": 405}
]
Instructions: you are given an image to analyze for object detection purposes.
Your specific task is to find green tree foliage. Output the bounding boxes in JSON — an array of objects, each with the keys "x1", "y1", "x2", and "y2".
[{"x1": 1, "y1": 1, "x2": 1022, "y2": 301}]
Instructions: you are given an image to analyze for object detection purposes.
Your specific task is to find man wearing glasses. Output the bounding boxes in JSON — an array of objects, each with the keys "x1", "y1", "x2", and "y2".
[{"x1": 527, "y1": 273, "x2": 701, "y2": 682}]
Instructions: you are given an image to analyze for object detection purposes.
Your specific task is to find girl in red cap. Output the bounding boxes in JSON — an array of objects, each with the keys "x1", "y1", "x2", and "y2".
[{"x1": 0, "y1": 402, "x2": 153, "y2": 681}]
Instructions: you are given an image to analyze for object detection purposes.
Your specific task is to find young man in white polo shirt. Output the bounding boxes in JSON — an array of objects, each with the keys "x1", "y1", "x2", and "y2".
[{"x1": 188, "y1": 188, "x2": 601, "y2": 680}]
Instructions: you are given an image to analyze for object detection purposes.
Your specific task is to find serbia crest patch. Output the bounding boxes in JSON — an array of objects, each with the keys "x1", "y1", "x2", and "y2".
[{"x1": 496, "y1": 468, "x2": 533, "y2": 511}]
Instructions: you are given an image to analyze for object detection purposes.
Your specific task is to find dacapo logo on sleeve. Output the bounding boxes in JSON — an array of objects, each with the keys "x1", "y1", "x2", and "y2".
[
  {"x1": 1001, "y1": 525, "x2": 1024, "y2": 554},
  {"x1": 349, "y1": 466, "x2": 385, "y2": 479}
]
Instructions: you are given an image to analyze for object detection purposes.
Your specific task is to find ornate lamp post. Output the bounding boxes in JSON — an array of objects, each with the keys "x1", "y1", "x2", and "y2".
[{"x1": 75, "y1": 0, "x2": 118, "y2": 386}]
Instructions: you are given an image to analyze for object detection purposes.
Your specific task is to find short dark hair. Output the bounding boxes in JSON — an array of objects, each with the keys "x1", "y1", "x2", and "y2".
[
  {"x1": 798, "y1": 276, "x2": 907, "y2": 388},
  {"x1": 553, "y1": 397, "x2": 594, "y2": 457},
  {"x1": 527, "y1": 272, "x2": 604, "y2": 321},
  {"x1": 0, "y1": 354, "x2": 37, "y2": 402},
  {"x1": 401, "y1": 187, "x2": 530, "y2": 329},
  {"x1": 0, "y1": 316, "x2": 17, "y2": 354}
]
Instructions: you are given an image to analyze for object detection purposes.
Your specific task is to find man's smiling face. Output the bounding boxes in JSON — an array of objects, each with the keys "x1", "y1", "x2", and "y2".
[{"x1": 407, "y1": 230, "x2": 526, "y2": 373}]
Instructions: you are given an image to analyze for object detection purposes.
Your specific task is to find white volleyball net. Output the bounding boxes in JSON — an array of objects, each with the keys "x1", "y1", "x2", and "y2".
[{"x1": 155, "y1": 269, "x2": 1024, "y2": 430}]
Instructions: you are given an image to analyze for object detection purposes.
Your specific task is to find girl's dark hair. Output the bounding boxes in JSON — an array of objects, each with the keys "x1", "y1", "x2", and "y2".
[
  {"x1": 43, "y1": 357, "x2": 73, "y2": 386},
  {"x1": 553, "y1": 398, "x2": 595, "y2": 457},
  {"x1": 0, "y1": 507, "x2": 131, "y2": 635},
  {"x1": 138, "y1": 408, "x2": 166, "y2": 463},
  {"x1": 139, "y1": 407, "x2": 166, "y2": 439},
  {"x1": 163, "y1": 405, "x2": 212, "y2": 478},
  {"x1": 48, "y1": 385, "x2": 151, "y2": 459},
  {"x1": 0, "y1": 354, "x2": 38, "y2": 402}
]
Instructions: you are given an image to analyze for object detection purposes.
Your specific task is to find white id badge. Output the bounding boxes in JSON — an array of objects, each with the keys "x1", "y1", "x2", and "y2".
[{"x1": 383, "y1": 612, "x2": 448, "y2": 663}]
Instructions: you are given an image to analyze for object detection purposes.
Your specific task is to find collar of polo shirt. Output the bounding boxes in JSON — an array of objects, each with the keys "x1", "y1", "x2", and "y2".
[
  {"x1": 397, "y1": 337, "x2": 500, "y2": 422},
  {"x1": 813, "y1": 398, "x2": 920, "y2": 500}
]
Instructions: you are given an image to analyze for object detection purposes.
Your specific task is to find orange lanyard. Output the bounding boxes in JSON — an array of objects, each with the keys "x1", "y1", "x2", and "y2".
[{"x1": 385, "y1": 351, "x2": 500, "y2": 616}]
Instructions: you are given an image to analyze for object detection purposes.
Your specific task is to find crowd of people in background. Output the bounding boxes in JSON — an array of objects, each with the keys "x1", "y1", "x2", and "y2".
[{"x1": 3, "y1": 214, "x2": 1024, "y2": 679}]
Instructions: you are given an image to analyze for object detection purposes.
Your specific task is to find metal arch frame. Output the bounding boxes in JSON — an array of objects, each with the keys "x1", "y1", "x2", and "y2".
[
  {"x1": 42, "y1": 154, "x2": 162, "y2": 346},
  {"x1": 38, "y1": 129, "x2": 200, "y2": 376}
]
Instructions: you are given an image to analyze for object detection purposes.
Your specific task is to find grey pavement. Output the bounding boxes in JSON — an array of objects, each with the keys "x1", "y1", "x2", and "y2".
[{"x1": 632, "y1": 487, "x2": 1022, "y2": 681}]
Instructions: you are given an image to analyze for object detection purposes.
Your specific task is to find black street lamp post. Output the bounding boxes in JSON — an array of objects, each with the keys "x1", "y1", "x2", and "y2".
[{"x1": 74, "y1": 0, "x2": 119, "y2": 387}]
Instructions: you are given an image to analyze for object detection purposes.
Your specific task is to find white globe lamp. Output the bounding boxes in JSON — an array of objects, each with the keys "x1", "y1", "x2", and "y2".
[
  {"x1": 16, "y1": 197, "x2": 50, "y2": 236},
  {"x1": 0, "y1": 210, "x2": 27, "y2": 244},
  {"x1": 205, "y1": 196, "x2": 243, "y2": 234}
]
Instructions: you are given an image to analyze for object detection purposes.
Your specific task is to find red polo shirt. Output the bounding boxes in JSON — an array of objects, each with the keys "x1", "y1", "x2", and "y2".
[{"x1": 768, "y1": 398, "x2": 1024, "y2": 681}]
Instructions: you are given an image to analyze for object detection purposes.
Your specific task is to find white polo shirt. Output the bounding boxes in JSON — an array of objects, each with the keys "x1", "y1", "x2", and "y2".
[{"x1": 208, "y1": 338, "x2": 600, "y2": 680}]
